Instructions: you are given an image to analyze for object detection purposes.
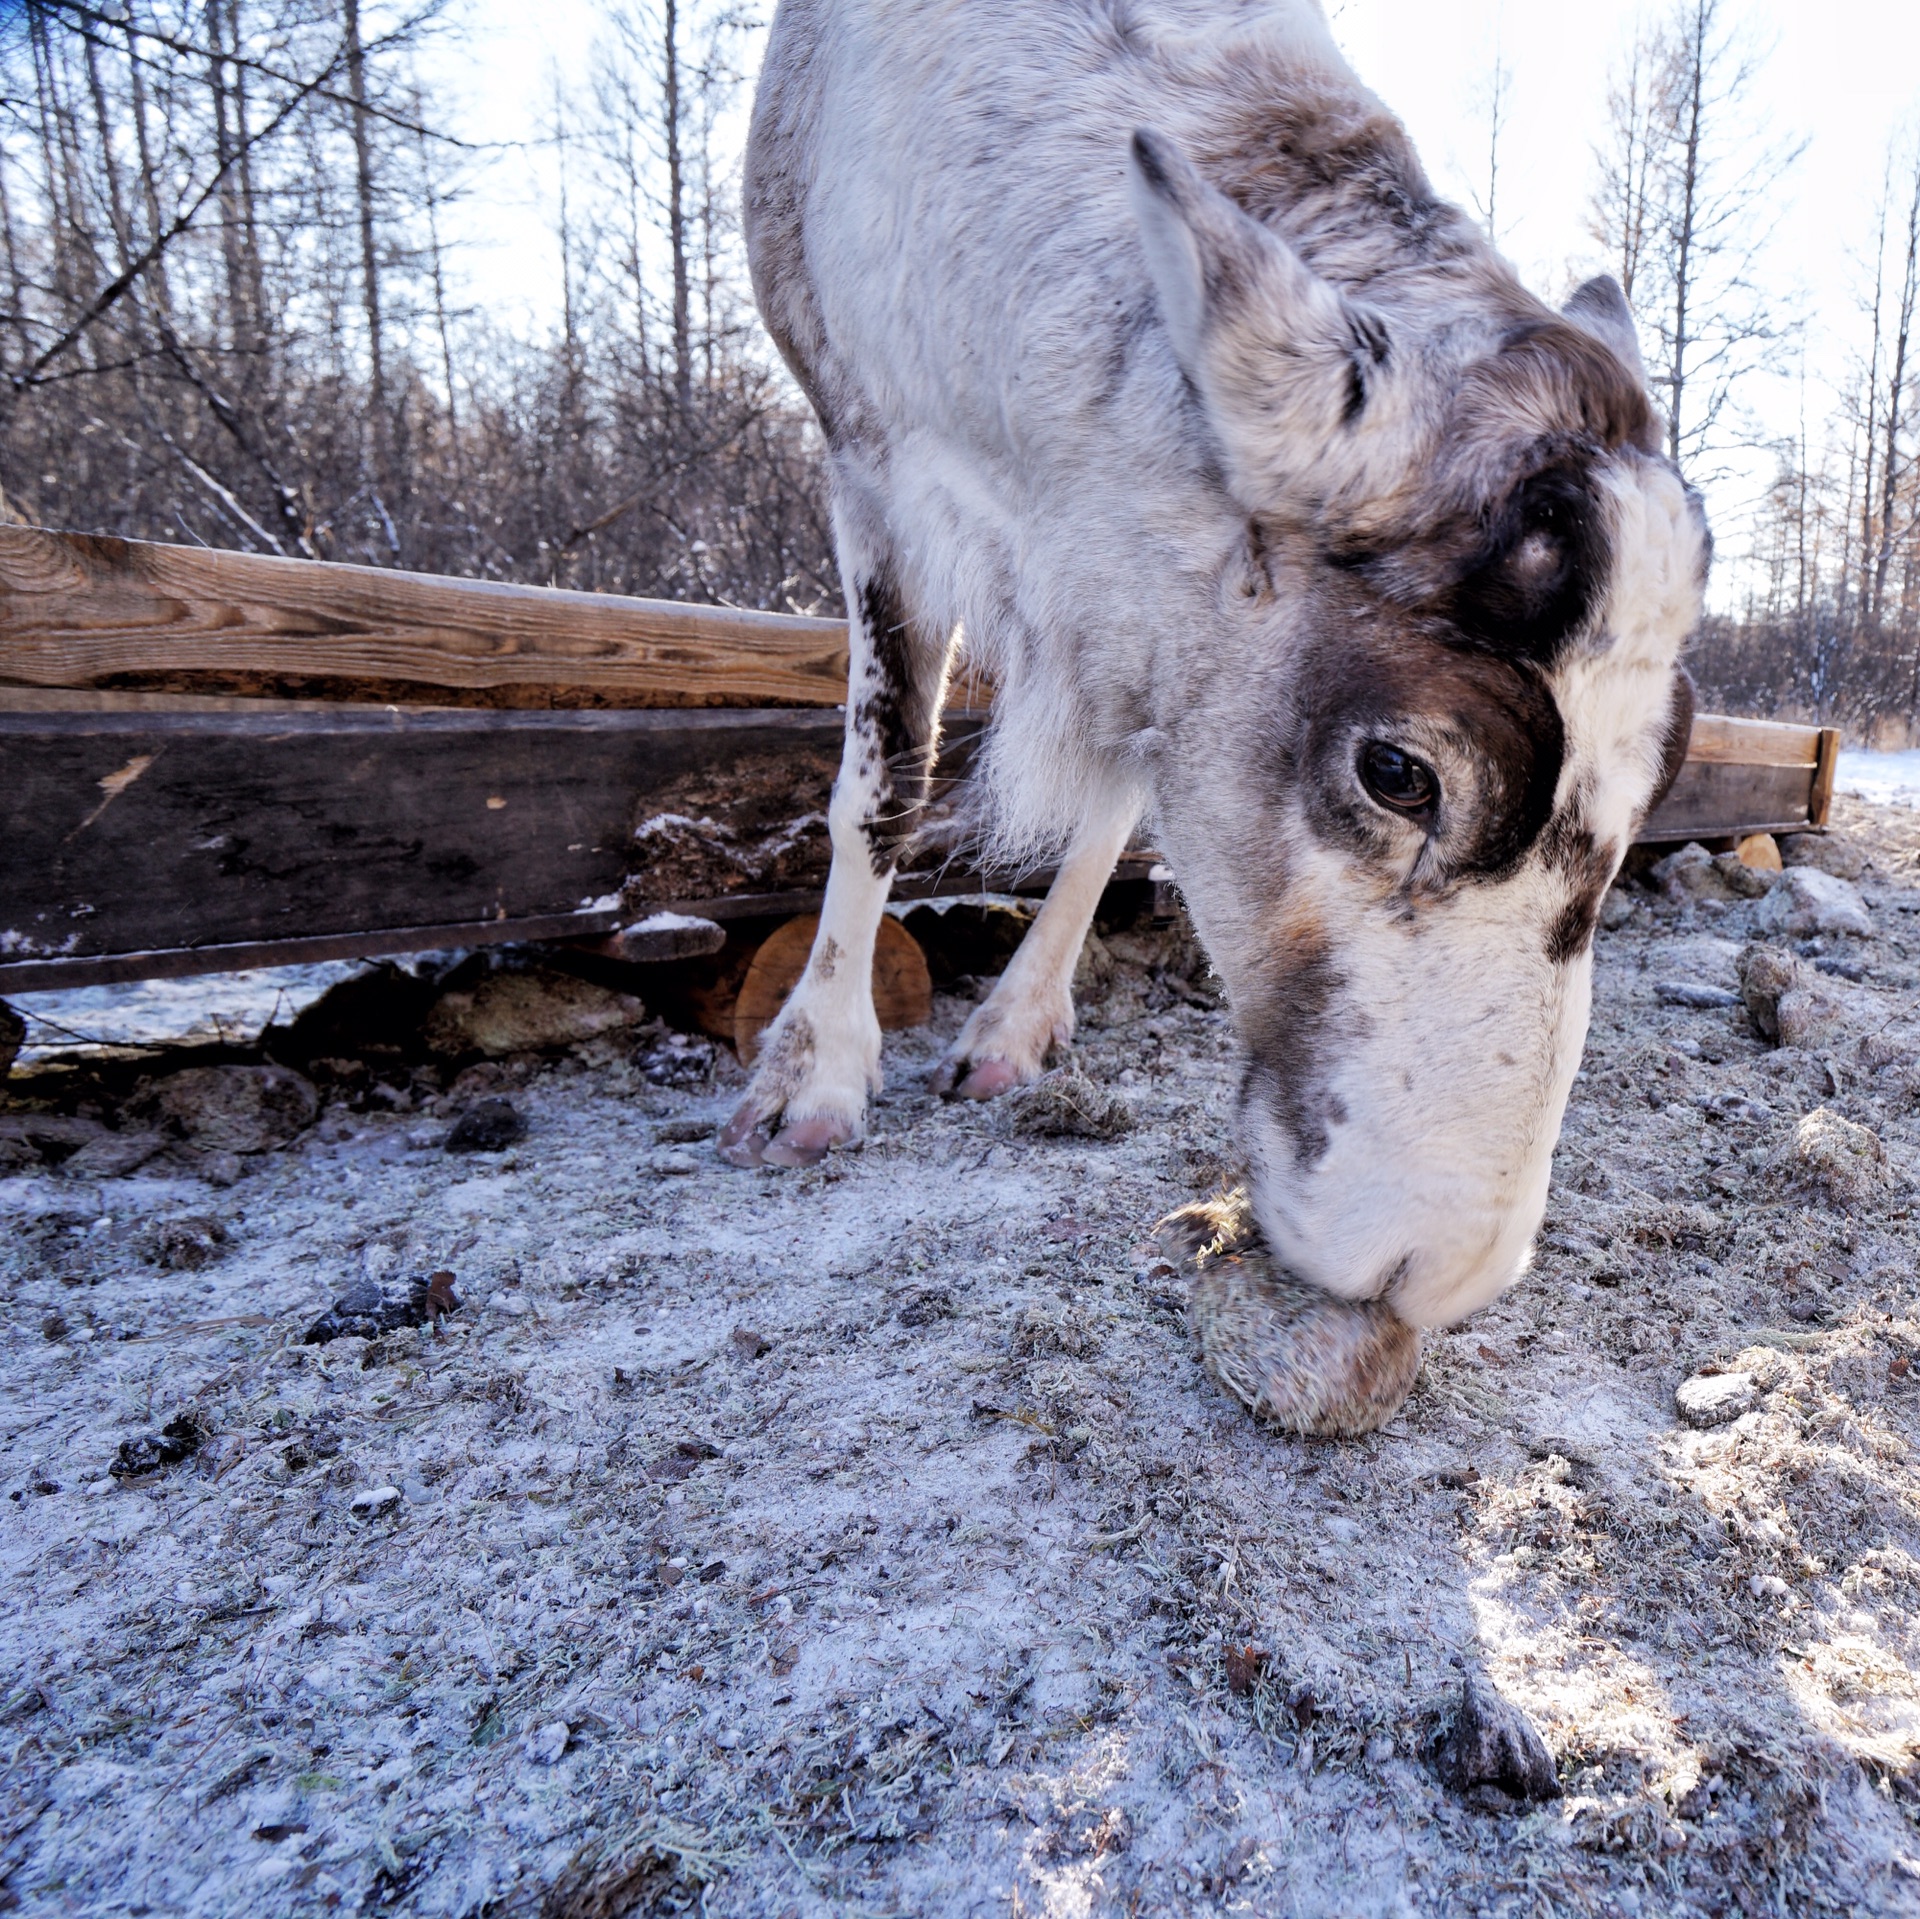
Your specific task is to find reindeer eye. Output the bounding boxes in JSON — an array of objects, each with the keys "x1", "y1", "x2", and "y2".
[{"x1": 1358, "y1": 742, "x2": 1438, "y2": 818}]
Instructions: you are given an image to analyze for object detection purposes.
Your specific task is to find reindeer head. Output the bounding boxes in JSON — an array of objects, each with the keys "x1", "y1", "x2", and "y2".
[{"x1": 1129, "y1": 131, "x2": 1706, "y2": 1329}]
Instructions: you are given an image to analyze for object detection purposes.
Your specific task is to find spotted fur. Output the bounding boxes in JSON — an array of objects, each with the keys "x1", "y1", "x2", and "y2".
[{"x1": 725, "y1": 0, "x2": 1709, "y2": 1333}]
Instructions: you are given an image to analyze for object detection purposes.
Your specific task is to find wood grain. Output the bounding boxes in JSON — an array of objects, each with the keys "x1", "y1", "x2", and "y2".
[
  {"x1": 1682, "y1": 714, "x2": 1823, "y2": 768},
  {"x1": 0, "y1": 525, "x2": 852, "y2": 709},
  {"x1": 0, "y1": 911, "x2": 624, "y2": 995},
  {"x1": 732, "y1": 914, "x2": 933, "y2": 1063},
  {"x1": 1640, "y1": 757, "x2": 1818, "y2": 842},
  {"x1": 1810, "y1": 727, "x2": 1842, "y2": 827},
  {"x1": 0, "y1": 706, "x2": 848, "y2": 964}
]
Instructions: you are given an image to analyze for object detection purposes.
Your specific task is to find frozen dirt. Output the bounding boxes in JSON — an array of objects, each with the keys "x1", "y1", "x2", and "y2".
[{"x1": 6, "y1": 802, "x2": 1920, "y2": 1916}]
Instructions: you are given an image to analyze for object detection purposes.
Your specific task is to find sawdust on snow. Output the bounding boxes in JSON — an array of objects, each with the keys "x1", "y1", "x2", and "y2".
[{"x1": 4, "y1": 799, "x2": 1920, "y2": 1915}]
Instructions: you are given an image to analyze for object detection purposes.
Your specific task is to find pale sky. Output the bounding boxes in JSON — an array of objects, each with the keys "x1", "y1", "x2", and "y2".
[{"x1": 436, "y1": 0, "x2": 1920, "y2": 591}]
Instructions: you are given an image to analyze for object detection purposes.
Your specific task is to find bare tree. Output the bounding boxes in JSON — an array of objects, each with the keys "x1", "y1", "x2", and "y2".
[
  {"x1": 0, "y1": 0, "x2": 837, "y2": 615},
  {"x1": 1588, "y1": 0, "x2": 1803, "y2": 479},
  {"x1": 1466, "y1": 37, "x2": 1511, "y2": 250}
]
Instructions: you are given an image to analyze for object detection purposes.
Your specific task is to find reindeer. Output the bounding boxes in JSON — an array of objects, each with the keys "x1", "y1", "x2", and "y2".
[{"x1": 722, "y1": 0, "x2": 1703, "y2": 1394}]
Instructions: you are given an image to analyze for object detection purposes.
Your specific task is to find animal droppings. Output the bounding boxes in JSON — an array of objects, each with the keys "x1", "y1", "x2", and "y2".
[
  {"x1": 1433, "y1": 1677, "x2": 1562, "y2": 1802},
  {"x1": 110, "y1": 1413, "x2": 207, "y2": 1480},
  {"x1": 1007, "y1": 1069, "x2": 1134, "y2": 1140},
  {"x1": 303, "y1": 1273, "x2": 458, "y2": 1345},
  {"x1": 1675, "y1": 1371, "x2": 1759, "y2": 1428},
  {"x1": 445, "y1": 1097, "x2": 527, "y2": 1153},
  {"x1": 1786, "y1": 1108, "x2": 1889, "y2": 1206},
  {"x1": 1160, "y1": 1189, "x2": 1420, "y2": 1438},
  {"x1": 144, "y1": 1215, "x2": 231, "y2": 1272},
  {"x1": 1738, "y1": 943, "x2": 1850, "y2": 1050}
]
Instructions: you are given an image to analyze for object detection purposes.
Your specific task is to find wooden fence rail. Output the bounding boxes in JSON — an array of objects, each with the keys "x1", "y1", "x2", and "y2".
[
  {"x1": 0, "y1": 525, "x2": 1843, "y2": 995},
  {"x1": 0, "y1": 524, "x2": 852, "y2": 709}
]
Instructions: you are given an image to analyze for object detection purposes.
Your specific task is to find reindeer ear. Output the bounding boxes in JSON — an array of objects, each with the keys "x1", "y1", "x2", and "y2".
[
  {"x1": 1563, "y1": 275, "x2": 1647, "y2": 384},
  {"x1": 1127, "y1": 128, "x2": 1392, "y2": 512}
]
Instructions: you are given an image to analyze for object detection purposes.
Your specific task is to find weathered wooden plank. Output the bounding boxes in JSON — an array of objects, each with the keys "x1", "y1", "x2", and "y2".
[
  {"x1": 1810, "y1": 726, "x2": 1842, "y2": 827},
  {"x1": 1639, "y1": 755, "x2": 1818, "y2": 843},
  {"x1": 0, "y1": 706, "x2": 850, "y2": 966},
  {"x1": 1682, "y1": 714, "x2": 1822, "y2": 768},
  {"x1": 0, "y1": 525, "x2": 852, "y2": 709},
  {"x1": 0, "y1": 911, "x2": 624, "y2": 994}
]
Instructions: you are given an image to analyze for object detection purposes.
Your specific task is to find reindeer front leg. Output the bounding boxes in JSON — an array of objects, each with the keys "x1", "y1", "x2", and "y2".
[
  {"x1": 930, "y1": 796, "x2": 1142, "y2": 1100},
  {"x1": 718, "y1": 540, "x2": 946, "y2": 1168}
]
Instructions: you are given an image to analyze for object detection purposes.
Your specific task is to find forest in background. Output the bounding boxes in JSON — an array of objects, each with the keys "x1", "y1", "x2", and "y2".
[
  {"x1": 2, "y1": 0, "x2": 1919, "y2": 734},
  {"x1": 0, "y1": 0, "x2": 836, "y2": 616}
]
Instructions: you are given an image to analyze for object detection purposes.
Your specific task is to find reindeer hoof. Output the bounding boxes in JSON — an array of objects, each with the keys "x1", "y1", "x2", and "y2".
[
  {"x1": 761, "y1": 1115, "x2": 852, "y2": 1166},
  {"x1": 949, "y1": 1057, "x2": 1025, "y2": 1101},
  {"x1": 717, "y1": 1102, "x2": 853, "y2": 1169},
  {"x1": 1157, "y1": 1190, "x2": 1420, "y2": 1438}
]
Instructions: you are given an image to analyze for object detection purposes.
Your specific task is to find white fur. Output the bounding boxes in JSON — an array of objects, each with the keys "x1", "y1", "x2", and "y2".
[{"x1": 735, "y1": 0, "x2": 1709, "y2": 1321}]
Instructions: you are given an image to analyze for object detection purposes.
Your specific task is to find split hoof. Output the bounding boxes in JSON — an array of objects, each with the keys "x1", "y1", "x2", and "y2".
[
  {"x1": 1157, "y1": 1190, "x2": 1419, "y2": 1438},
  {"x1": 716, "y1": 1102, "x2": 852, "y2": 1169},
  {"x1": 760, "y1": 1115, "x2": 851, "y2": 1166},
  {"x1": 933, "y1": 1060, "x2": 1029, "y2": 1106}
]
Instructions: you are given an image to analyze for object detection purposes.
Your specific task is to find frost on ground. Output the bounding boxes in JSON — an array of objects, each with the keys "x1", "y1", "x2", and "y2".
[{"x1": 5, "y1": 805, "x2": 1920, "y2": 1916}]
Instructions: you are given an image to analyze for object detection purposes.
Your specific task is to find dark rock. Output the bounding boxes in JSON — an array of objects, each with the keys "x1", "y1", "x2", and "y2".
[
  {"x1": 1433, "y1": 1677, "x2": 1561, "y2": 1802},
  {"x1": 0, "y1": 1000, "x2": 24, "y2": 1078},
  {"x1": 144, "y1": 1215, "x2": 231, "y2": 1272},
  {"x1": 111, "y1": 1412, "x2": 208, "y2": 1480},
  {"x1": 445, "y1": 1098, "x2": 526, "y2": 1153},
  {"x1": 1782, "y1": 833, "x2": 1867, "y2": 881},
  {"x1": 62, "y1": 1131, "x2": 166, "y2": 1179},
  {"x1": 1650, "y1": 842, "x2": 1736, "y2": 903},
  {"x1": 1758, "y1": 868, "x2": 1872, "y2": 939},
  {"x1": 303, "y1": 1271, "x2": 459, "y2": 1344},
  {"x1": 1654, "y1": 980, "x2": 1741, "y2": 1010}
]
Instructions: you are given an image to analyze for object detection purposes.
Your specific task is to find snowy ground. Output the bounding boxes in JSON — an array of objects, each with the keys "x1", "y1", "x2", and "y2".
[
  {"x1": 5, "y1": 802, "x2": 1920, "y2": 1915},
  {"x1": 9, "y1": 963, "x2": 363, "y2": 1070},
  {"x1": 1839, "y1": 750, "x2": 1920, "y2": 812}
]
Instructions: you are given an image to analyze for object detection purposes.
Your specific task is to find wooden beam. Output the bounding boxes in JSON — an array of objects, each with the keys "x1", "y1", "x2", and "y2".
[
  {"x1": 0, "y1": 705, "x2": 852, "y2": 968},
  {"x1": 0, "y1": 525, "x2": 852, "y2": 709},
  {"x1": 0, "y1": 910, "x2": 624, "y2": 994},
  {"x1": 1638, "y1": 755, "x2": 1819, "y2": 844},
  {"x1": 1681, "y1": 714, "x2": 1822, "y2": 768},
  {"x1": 1809, "y1": 726, "x2": 1842, "y2": 827}
]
